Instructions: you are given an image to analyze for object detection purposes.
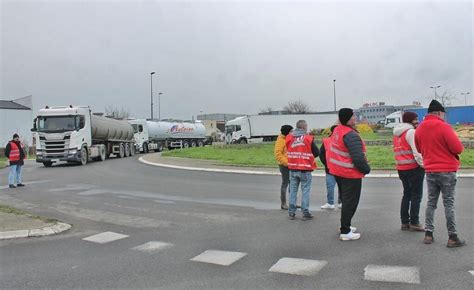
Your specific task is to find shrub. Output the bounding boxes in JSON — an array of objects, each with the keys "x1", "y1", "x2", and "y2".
[{"x1": 356, "y1": 123, "x2": 374, "y2": 134}]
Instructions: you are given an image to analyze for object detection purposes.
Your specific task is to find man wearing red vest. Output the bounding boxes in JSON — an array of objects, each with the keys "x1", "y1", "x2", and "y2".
[
  {"x1": 5, "y1": 133, "x2": 26, "y2": 188},
  {"x1": 327, "y1": 108, "x2": 370, "y2": 241},
  {"x1": 415, "y1": 100, "x2": 465, "y2": 248},
  {"x1": 286, "y1": 120, "x2": 319, "y2": 220},
  {"x1": 393, "y1": 112, "x2": 425, "y2": 232}
]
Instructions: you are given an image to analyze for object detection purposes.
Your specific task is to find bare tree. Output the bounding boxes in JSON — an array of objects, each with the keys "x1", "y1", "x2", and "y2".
[
  {"x1": 283, "y1": 100, "x2": 311, "y2": 113},
  {"x1": 428, "y1": 88, "x2": 458, "y2": 106},
  {"x1": 105, "y1": 106, "x2": 131, "y2": 119},
  {"x1": 259, "y1": 106, "x2": 273, "y2": 114}
]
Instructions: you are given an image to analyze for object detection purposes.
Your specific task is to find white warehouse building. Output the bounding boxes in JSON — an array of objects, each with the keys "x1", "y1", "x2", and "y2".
[{"x1": 0, "y1": 96, "x2": 34, "y2": 149}]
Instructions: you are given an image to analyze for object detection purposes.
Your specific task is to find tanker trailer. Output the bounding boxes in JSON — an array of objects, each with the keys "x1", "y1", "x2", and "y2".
[
  {"x1": 128, "y1": 119, "x2": 208, "y2": 153},
  {"x1": 32, "y1": 106, "x2": 136, "y2": 167}
]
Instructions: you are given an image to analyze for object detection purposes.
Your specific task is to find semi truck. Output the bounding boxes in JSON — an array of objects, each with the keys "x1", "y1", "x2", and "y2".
[
  {"x1": 225, "y1": 113, "x2": 339, "y2": 144},
  {"x1": 384, "y1": 105, "x2": 474, "y2": 128},
  {"x1": 31, "y1": 106, "x2": 136, "y2": 167},
  {"x1": 128, "y1": 119, "x2": 208, "y2": 153}
]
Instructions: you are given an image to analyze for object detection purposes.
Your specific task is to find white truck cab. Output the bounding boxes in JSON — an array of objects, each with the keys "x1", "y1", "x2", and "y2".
[{"x1": 384, "y1": 111, "x2": 402, "y2": 128}]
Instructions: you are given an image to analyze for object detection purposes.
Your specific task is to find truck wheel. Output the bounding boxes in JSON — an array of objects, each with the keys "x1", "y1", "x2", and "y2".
[
  {"x1": 43, "y1": 162, "x2": 53, "y2": 167},
  {"x1": 118, "y1": 143, "x2": 125, "y2": 158},
  {"x1": 239, "y1": 138, "x2": 248, "y2": 144},
  {"x1": 125, "y1": 143, "x2": 130, "y2": 157},
  {"x1": 197, "y1": 140, "x2": 204, "y2": 147},
  {"x1": 183, "y1": 141, "x2": 190, "y2": 149},
  {"x1": 143, "y1": 142, "x2": 148, "y2": 153},
  {"x1": 80, "y1": 146, "x2": 88, "y2": 166},
  {"x1": 130, "y1": 144, "x2": 135, "y2": 156},
  {"x1": 191, "y1": 141, "x2": 197, "y2": 148},
  {"x1": 99, "y1": 145, "x2": 106, "y2": 161}
]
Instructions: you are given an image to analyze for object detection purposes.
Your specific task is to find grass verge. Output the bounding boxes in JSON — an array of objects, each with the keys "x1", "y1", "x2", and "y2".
[
  {"x1": 162, "y1": 143, "x2": 474, "y2": 169},
  {"x1": 0, "y1": 204, "x2": 57, "y2": 224}
]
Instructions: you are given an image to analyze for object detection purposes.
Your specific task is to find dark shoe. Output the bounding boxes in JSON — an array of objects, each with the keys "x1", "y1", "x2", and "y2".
[
  {"x1": 288, "y1": 213, "x2": 296, "y2": 220},
  {"x1": 409, "y1": 224, "x2": 425, "y2": 232},
  {"x1": 447, "y1": 234, "x2": 466, "y2": 248},
  {"x1": 9, "y1": 184, "x2": 16, "y2": 188},
  {"x1": 401, "y1": 224, "x2": 410, "y2": 231},
  {"x1": 302, "y1": 213, "x2": 314, "y2": 221},
  {"x1": 296, "y1": 205, "x2": 301, "y2": 208},
  {"x1": 424, "y1": 232, "x2": 434, "y2": 244},
  {"x1": 281, "y1": 203, "x2": 288, "y2": 210},
  {"x1": 17, "y1": 183, "x2": 25, "y2": 187}
]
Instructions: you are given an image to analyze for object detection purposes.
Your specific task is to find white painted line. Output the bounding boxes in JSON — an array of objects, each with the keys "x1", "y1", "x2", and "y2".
[
  {"x1": 0, "y1": 229, "x2": 29, "y2": 239},
  {"x1": 132, "y1": 241, "x2": 174, "y2": 253},
  {"x1": 364, "y1": 265, "x2": 420, "y2": 284},
  {"x1": 269, "y1": 258, "x2": 328, "y2": 276},
  {"x1": 469, "y1": 270, "x2": 474, "y2": 275},
  {"x1": 82, "y1": 231, "x2": 129, "y2": 244},
  {"x1": 190, "y1": 250, "x2": 247, "y2": 266}
]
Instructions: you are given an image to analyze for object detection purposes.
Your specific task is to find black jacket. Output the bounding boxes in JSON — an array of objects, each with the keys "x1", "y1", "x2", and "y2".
[
  {"x1": 319, "y1": 143, "x2": 330, "y2": 174},
  {"x1": 5, "y1": 140, "x2": 25, "y2": 166},
  {"x1": 342, "y1": 127, "x2": 371, "y2": 175}
]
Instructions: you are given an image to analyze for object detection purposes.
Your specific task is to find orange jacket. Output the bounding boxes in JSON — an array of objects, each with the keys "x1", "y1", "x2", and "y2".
[{"x1": 274, "y1": 134, "x2": 288, "y2": 166}]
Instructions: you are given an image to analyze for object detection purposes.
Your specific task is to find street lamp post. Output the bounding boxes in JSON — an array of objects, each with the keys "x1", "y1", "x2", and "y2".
[
  {"x1": 430, "y1": 85, "x2": 441, "y2": 100},
  {"x1": 158, "y1": 92, "x2": 163, "y2": 120},
  {"x1": 333, "y1": 79, "x2": 337, "y2": 111},
  {"x1": 461, "y1": 92, "x2": 471, "y2": 105},
  {"x1": 150, "y1": 72, "x2": 156, "y2": 120}
]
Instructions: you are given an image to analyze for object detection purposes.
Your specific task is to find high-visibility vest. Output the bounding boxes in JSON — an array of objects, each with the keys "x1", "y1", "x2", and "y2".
[
  {"x1": 393, "y1": 130, "x2": 418, "y2": 170},
  {"x1": 327, "y1": 125, "x2": 367, "y2": 179},
  {"x1": 286, "y1": 134, "x2": 317, "y2": 171},
  {"x1": 8, "y1": 141, "x2": 21, "y2": 162}
]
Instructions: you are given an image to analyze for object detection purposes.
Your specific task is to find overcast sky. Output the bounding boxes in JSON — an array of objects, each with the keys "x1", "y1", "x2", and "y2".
[{"x1": 1, "y1": 0, "x2": 472, "y2": 119}]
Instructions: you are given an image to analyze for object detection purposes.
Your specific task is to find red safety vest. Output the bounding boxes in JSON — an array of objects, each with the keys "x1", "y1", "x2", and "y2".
[
  {"x1": 8, "y1": 141, "x2": 21, "y2": 162},
  {"x1": 393, "y1": 130, "x2": 418, "y2": 170},
  {"x1": 286, "y1": 134, "x2": 316, "y2": 171},
  {"x1": 327, "y1": 125, "x2": 367, "y2": 179}
]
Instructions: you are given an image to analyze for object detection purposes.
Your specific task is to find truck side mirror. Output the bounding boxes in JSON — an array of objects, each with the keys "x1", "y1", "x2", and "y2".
[{"x1": 31, "y1": 118, "x2": 37, "y2": 132}]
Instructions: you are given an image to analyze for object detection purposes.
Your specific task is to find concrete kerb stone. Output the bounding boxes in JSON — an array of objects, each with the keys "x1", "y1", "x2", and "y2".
[
  {"x1": 138, "y1": 157, "x2": 474, "y2": 178},
  {"x1": 0, "y1": 222, "x2": 72, "y2": 240}
]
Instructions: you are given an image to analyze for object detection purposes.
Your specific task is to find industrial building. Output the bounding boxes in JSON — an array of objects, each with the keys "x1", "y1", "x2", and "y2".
[
  {"x1": 0, "y1": 96, "x2": 33, "y2": 149},
  {"x1": 356, "y1": 102, "x2": 422, "y2": 124}
]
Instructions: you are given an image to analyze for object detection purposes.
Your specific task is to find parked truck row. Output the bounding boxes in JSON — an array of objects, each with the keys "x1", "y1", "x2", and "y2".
[{"x1": 31, "y1": 105, "x2": 210, "y2": 167}]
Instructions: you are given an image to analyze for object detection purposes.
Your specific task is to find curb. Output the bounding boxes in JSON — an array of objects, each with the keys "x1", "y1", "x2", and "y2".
[
  {"x1": 139, "y1": 157, "x2": 474, "y2": 178},
  {"x1": 0, "y1": 222, "x2": 72, "y2": 240}
]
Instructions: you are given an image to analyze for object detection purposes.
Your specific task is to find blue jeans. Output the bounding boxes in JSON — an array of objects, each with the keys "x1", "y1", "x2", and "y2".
[
  {"x1": 288, "y1": 170, "x2": 312, "y2": 215},
  {"x1": 325, "y1": 173, "x2": 339, "y2": 205},
  {"x1": 8, "y1": 164, "x2": 23, "y2": 185}
]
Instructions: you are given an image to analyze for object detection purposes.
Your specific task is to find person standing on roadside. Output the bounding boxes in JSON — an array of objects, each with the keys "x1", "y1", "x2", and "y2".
[
  {"x1": 274, "y1": 124, "x2": 293, "y2": 210},
  {"x1": 415, "y1": 100, "x2": 465, "y2": 248},
  {"x1": 327, "y1": 109, "x2": 370, "y2": 241},
  {"x1": 319, "y1": 125, "x2": 342, "y2": 210},
  {"x1": 286, "y1": 120, "x2": 319, "y2": 220},
  {"x1": 393, "y1": 112, "x2": 425, "y2": 232},
  {"x1": 5, "y1": 133, "x2": 26, "y2": 188}
]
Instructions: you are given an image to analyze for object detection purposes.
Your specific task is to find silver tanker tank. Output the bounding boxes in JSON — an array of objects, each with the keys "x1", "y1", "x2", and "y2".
[
  {"x1": 146, "y1": 120, "x2": 206, "y2": 140},
  {"x1": 91, "y1": 115, "x2": 134, "y2": 141}
]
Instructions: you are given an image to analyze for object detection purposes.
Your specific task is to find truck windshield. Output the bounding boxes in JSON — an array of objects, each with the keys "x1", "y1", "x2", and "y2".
[
  {"x1": 225, "y1": 125, "x2": 241, "y2": 133},
  {"x1": 386, "y1": 118, "x2": 397, "y2": 124},
  {"x1": 37, "y1": 116, "x2": 82, "y2": 132}
]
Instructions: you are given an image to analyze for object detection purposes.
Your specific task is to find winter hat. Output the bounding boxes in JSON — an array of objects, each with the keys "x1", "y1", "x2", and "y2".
[
  {"x1": 402, "y1": 111, "x2": 418, "y2": 123},
  {"x1": 12, "y1": 133, "x2": 19, "y2": 139},
  {"x1": 338, "y1": 108, "x2": 354, "y2": 125},
  {"x1": 427, "y1": 99, "x2": 445, "y2": 113},
  {"x1": 280, "y1": 125, "x2": 293, "y2": 136}
]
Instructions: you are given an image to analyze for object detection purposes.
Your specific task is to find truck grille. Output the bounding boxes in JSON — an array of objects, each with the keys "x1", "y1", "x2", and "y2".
[{"x1": 39, "y1": 135, "x2": 71, "y2": 158}]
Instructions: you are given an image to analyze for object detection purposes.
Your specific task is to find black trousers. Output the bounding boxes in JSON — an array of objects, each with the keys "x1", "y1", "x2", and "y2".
[
  {"x1": 398, "y1": 166, "x2": 425, "y2": 225},
  {"x1": 279, "y1": 165, "x2": 290, "y2": 204},
  {"x1": 335, "y1": 176, "x2": 362, "y2": 234}
]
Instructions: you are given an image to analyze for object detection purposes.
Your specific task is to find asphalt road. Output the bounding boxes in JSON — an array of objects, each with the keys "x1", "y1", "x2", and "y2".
[{"x1": 0, "y1": 157, "x2": 473, "y2": 289}]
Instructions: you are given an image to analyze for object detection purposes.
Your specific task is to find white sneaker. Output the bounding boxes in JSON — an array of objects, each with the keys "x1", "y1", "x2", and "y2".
[
  {"x1": 320, "y1": 203, "x2": 335, "y2": 210},
  {"x1": 338, "y1": 203, "x2": 342, "y2": 209},
  {"x1": 350, "y1": 226, "x2": 357, "y2": 233},
  {"x1": 339, "y1": 230, "x2": 361, "y2": 241}
]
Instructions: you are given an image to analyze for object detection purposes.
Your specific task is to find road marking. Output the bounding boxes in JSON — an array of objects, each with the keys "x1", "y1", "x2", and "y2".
[
  {"x1": 269, "y1": 258, "x2": 328, "y2": 276},
  {"x1": 190, "y1": 250, "x2": 247, "y2": 266},
  {"x1": 469, "y1": 270, "x2": 474, "y2": 275},
  {"x1": 132, "y1": 241, "x2": 174, "y2": 253},
  {"x1": 82, "y1": 232, "x2": 129, "y2": 244},
  {"x1": 364, "y1": 265, "x2": 420, "y2": 284}
]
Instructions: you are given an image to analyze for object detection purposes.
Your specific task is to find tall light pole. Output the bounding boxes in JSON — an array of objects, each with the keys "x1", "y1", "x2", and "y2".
[
  {"x1": 150, "y1": 72, "x2": 156, "y2": 120},
  {"x1": 158, "y1": 92, "x2": 163, "y2": 120},
  {"x1": 461, "y1": 92, "x2": 471, "y2": 105},
  {"x1": 333, "y1": 79, "x2": 337, "y2": 111},
  {"x1": 430, "y1": 85, "x2": 441, "y2": 100}
]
